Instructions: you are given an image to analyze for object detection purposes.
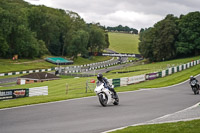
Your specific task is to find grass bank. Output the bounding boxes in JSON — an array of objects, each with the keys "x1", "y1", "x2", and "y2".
[
  {"x1": 108, "y1": 32, "x2": 139, "y2": 54},
  {"x1": 0, "y1": 56, "x2": 111, "y2": 73},
  {"x1": 111, "y1": 119, "x2": 200, "y2": 133}
]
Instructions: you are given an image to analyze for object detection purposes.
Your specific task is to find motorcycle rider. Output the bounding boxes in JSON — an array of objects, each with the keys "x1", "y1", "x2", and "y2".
[
  {"x1": 97, "y1": 73, "x2": 117, "y2": 99},
  {"x1": 189, "y1": 76, "x2": 199, "y2": 88}
]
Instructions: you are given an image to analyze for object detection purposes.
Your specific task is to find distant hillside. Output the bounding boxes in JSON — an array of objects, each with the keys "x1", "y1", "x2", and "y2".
[{"x1": 108, "y1": 32, "x2": 139, "y2": 54}]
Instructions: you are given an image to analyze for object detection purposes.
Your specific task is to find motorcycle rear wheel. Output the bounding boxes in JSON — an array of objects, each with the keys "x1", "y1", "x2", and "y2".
[{"x1": 113, "y1": 94, "x2": 119, "y2": 105}]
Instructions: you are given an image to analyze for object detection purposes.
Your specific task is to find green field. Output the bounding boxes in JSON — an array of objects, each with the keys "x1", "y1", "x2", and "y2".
[
  {"x1": 0, "y1": 32, "x2": 138, "y2": 73},
  {"x1": 108, "y1": 32, "x2": 139, "y2": 54},
  {"x1": 0, "y1": 56, "x2": 111, "y2": 73}
]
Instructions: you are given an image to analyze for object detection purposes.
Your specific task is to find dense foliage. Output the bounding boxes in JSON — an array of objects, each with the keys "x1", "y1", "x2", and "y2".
[
  {"x1": 106, "y1": 25, "x2": 138, "y2": 34},
  {"x1": 139, "y1": 12, "x2": 200, "y2": 62},
  {"x1": 0, "y1": 0, "x2": 109, "y2": 59}
]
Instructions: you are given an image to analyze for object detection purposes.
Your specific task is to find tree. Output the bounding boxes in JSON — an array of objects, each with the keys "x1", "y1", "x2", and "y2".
[
  {"x1": 0, "y1": 0, "x2": 110, "y2": 59},
  {"x1": 88, "y1": 25, "x2": 107, "y2": 52},
  {"x1": 68, "y1": 30, "x2": 89, "y2": 59},
  {"x1": 0, "y1": 32, "x2": 9, "y2": 57},
  {"x1": 176, "y1": 11, "x2": 200, "y2": 57},
  {"x1": 138, "y1": 28, "x2": 155, "y2": 61},
  {"x1": 139, "y1": 15, "x2": 179, "y2": 62},
  {"x1": 106, "y1": 25, "x2": 138, "y2": 34},
  {"x1": 152, "y1": 14, "x2": 179, "y2": 61},
  {"x1": 105, "y1": 32, "x2": 110, "y2": 49},
  {"x1": 139, "y1": 28, "x2": 145, "y2": 34},
  {"x1": 0, "y1": 1, "x2": 42, "y2": 58}
]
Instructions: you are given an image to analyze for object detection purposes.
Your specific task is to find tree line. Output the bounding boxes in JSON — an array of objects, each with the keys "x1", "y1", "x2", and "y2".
[
  {"x1": 139, "y1": 11, "x2": 200, "y2": 62},
  {"x1": 0, "y1": 0, "x2": 109, "y2": 59},
  {"x1": 106, "y1": 25, "x2": 138, "y2": 34}
]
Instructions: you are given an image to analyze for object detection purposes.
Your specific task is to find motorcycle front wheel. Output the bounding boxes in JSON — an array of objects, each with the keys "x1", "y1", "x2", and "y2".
[
  {"x1": 192, "y1": 87, "x2": 198, "y2": 95},
  {"x1": 98, "y1": 92, "x2": 108, "y2": 107}
]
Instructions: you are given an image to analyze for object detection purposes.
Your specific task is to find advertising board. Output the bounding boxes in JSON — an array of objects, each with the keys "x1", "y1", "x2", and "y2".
[
  {"x1": 0, "y1": 89, "x2": 29, "y2": 100},
  {"x1": 146, "y1": 73, "x2": 158, "y2": 80}
]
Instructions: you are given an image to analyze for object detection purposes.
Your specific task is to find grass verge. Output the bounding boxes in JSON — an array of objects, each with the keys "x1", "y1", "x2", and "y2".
[{"x1": 111, "y1": 119, "x2": 200, "y2": 133}]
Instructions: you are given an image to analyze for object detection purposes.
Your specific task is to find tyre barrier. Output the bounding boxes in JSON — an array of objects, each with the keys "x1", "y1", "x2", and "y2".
[
  {"x1": 112, "y1": 79, "x2": 120, "y2": 87},
  {"x1": 0, "y1": 68, "x2": 55, "y2": 77},
  {"x1": 0, "y1": 58, "x2": 117, "y2": 77},
  {"x1": 110, "y1": 59, "x2": 200, "y2": 88},
  {"x1": 85, "y1": 59, "x2": 200, "y2": 92}
]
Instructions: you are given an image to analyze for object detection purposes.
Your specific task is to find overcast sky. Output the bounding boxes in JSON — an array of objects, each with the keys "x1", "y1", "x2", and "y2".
[{"x1": 24, "y1": 0, "x2": 200, "y2": 30}]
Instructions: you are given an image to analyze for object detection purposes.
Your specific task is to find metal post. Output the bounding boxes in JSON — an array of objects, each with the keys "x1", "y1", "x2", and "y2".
[
  {"x1": 66, "y1": 83, "x2": 68, "y2": 95},
  {"x1": 86, "y1": 81, "x2": 88, "y2": 93}
]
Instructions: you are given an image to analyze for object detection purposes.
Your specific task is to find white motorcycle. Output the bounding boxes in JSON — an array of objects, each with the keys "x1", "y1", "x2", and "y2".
[{"x1": 94, "y1": 81, "x2": 119, "y2": 107}]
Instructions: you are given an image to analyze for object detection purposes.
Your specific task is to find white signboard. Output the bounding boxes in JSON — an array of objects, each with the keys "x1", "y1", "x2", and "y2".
[
  {"x1": 29, "y1": 86, "x2": 48, "y2": 97},
  {"x1": 128, "y1": 75, "x2": 146, "y2": 84},
  {"x1": 20, "y1": 79, "x2": 26, "y2": 85}
]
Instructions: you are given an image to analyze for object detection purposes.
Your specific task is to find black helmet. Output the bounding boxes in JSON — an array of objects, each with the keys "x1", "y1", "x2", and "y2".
[{"x1": 97, "y1": 73, "x2": 103, "y2": 81}]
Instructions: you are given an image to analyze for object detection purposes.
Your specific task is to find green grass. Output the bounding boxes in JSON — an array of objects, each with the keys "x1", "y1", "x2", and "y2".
[
  {"x1": 0, "y1": 77, "x2": 95, "y2": 108},
  {"x1": 108, "y1": 32, "x2": 139, "y2": 54},
  {"x1": 73, "y1": 56, "x2": 111, "y2": 65},
  {"x1": 0, "y1": 56, "x2": 111, "y2": 73},
  {"x1": 0, "y1": 58, "x2": 54, "y2": 73},
  {"x1": 0, "y1": 56, "x2": 200, "y2": 109},
  {"x1": 111, "y1": 119, "x2": 200, "y2": 133}
]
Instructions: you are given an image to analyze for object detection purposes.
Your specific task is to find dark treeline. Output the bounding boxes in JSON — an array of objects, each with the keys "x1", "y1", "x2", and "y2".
[
  {"x1": 0, "y1": 0, "x2": 109, "y2": 59},
  {"x1": 106, "y1": 25, "x2": 138, "y2": 34},
  {"x1": 139, "y1": 11, "x2": 200, "y2": 62}
]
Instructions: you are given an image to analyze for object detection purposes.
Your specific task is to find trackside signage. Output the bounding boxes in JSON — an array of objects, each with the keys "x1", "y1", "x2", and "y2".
[
  {"x1": 128, "y1": 75, "x2": 145, "y2": 84},
  {"x1": 0, "y1": 89, "x2": 29, "y2": 100},
  {"x1": 146, "y1": 73, "x2": 158, "y2": 80}
]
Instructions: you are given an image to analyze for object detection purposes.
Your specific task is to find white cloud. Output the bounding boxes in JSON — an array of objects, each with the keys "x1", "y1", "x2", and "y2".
[
  {"x1": 80, "y1": 11, "x2": 163, "y2": 29},
  {"x1": 26, "y1": 0, "x2": 53, "y2": 7},
  {"x1": 24, "y1": 0, "x2": 200, "y2": 30}
]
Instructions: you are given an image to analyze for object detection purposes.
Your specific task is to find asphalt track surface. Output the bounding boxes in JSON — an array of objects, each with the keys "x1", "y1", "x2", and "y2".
[
  {"x1": 0, "y1": 77, "x2": 17, "y2": 84},
  {"x1": 1, "y1": 76, "x2": 200, "y2": 133}
]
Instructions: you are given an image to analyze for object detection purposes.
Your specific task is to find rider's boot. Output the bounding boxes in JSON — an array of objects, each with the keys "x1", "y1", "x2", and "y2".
[
  {"x1": 109, "y1": 87, "x2": 117, "y2": 99},
  {"x1": 112, "y1": 91, "x2": 117, "y2": 99}
]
